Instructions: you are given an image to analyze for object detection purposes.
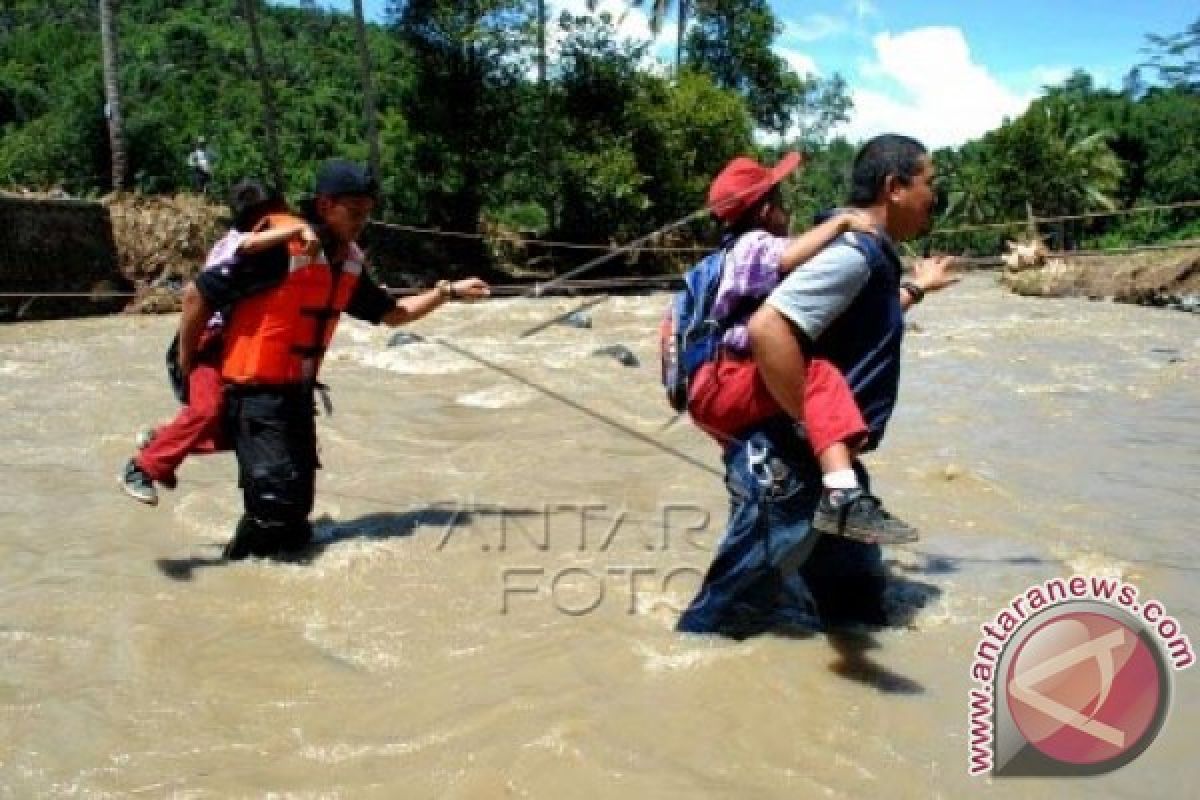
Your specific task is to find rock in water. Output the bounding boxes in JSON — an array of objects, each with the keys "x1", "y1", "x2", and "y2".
[
  {"x1": 591, "y1": 344, "x2": 639, "y2": 367},
  {"x1": 388, "y1": 331, "x2": 425, "y2": 347},
  {"x1": 560, "y1": 311, "x2": 593, "y2": 329},
  {"x1": 942, "y1": 463, "x2": 964, "y2": 482}
]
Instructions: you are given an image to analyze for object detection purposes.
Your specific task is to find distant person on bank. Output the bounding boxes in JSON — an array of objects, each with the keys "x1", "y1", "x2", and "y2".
[
  {"x1": 187, "y1": 136, "x2": 214, "y2": 193},
  {"x1": 182, "y1": 160, "x2": 490, "y2": 560},
  {"x1": 678, "y1": 134, "x2": 959, "y2": 638}
]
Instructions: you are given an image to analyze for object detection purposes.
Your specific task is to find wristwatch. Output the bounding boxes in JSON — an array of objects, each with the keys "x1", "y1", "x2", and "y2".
[
  {"x1": 901, "y1": 280, "x2": 926, "y2": 304},
  {"x1": 436, "y1": 280, "x2": 458, "y2": 300}
]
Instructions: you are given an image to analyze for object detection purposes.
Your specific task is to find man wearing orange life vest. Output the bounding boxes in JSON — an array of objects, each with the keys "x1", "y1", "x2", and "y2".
[{"x1": 179, "y1": 160, "x2": 490, "y2": 560}]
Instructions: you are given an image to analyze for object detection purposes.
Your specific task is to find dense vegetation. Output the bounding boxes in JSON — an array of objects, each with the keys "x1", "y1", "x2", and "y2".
[
  {"x1": 933, "y1": 68, "x2": 1200, "y2": 254},
  {"x1": 1, "y1": 2, "x2": 1197, "y2": 268}
]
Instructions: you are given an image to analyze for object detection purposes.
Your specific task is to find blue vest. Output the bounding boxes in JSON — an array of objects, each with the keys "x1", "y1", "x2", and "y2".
[
  {"x1": 753, "y1": 227, "x2": 902, "y2": 460},
  {"x1": 810, "y1": 230, "x2": 905, "y2": 450}
]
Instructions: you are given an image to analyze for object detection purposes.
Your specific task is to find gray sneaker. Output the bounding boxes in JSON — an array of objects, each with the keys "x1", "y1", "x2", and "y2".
[
  {"x1": 813, "y1": 488, "x2": 917, "y2": 545},
  {"x1": 133, "y1": 429, "x2": 177, "y2": 489},
  {"x1": 120, "y1": 459, "x2": 158, "y2": 506}
]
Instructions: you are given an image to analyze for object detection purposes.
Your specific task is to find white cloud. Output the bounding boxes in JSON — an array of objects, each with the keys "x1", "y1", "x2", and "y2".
[
  {"x1": 785, "y1": 14, "x2": 849, "y2": 43},
  {"x1": 779, "y1": 48, "x2": 820, "y2": 78},
  {"x1": 835, "y1": 27, "x2": 1034, "y2": 149}
]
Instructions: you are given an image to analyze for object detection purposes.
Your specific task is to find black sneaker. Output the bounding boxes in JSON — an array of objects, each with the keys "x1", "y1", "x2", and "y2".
[
  {"x1": 119, "y1": 459, "x2": 158, "y2": 506},
  {"x1": 813, "y1": 488, "x2": 918, "y2": 545}
]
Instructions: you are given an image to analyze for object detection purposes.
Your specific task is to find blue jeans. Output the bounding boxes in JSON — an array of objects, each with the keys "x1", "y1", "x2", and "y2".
[{"x1": 677, "y1": 428, "x2": 888, "y2": 637}]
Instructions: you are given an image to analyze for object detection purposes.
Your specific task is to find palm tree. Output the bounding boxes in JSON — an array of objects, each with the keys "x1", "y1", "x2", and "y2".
[
  {"x1": 944, "y1": 161, "x2": 996, "y2": 227},
  {"x1": 536, "y1": 0, "x2": 547, "y2": 87},
  {"x1": 352, "y1": 0, "x2": 382, "y2": 182},
  {"x1": 98, "y1": 0, "x2": 126, "y2": 189},
  {"x1": 637, "y1": 0, "x2": 689, "y2": 74},
  {"x1": 535, "y1": 0, "x2": 549, "y2": 177},
  {"x1": 674, "y1": 0, "x2": 689, "y2": 75},
  {"x1": 1053, "y1": 108, "x2": 1123, "y2": 249},
  {"x1": 1049, "y1": 104, "x2": 1119, "y2": 204},
  {"x1": 242, "y1": 0, "x2": 285, "y2": 192},
  {"x1": 1009, "y1": 101, "x2": 1123, "y2": 249}
]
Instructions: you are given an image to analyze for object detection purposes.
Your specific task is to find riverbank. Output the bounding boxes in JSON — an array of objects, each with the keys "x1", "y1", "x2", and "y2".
[
  {"x1": 7, "y1": 189, "x2": 1200, "y2": 322},
  {"x1": 1000, "y1": 244, "x2": 1200, "y2": 313}
]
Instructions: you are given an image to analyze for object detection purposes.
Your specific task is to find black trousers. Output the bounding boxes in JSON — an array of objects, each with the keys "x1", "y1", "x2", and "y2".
[
  {"x1": 223, "y1": 386, "x2": 318, "y2": 559},
  {"x1": 191, "y1": 168, "x2": 211, "y2": 193}
]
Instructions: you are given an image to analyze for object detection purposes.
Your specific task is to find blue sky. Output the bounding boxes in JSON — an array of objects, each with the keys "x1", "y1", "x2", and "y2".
[{"x1": 276, "y1": 1, "x2": 1197, "y2": 147}]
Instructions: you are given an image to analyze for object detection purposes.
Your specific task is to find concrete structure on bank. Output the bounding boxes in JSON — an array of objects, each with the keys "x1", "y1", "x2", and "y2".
[{"x1": 0, "y1": 194, "x2": 126, "y2": 322}]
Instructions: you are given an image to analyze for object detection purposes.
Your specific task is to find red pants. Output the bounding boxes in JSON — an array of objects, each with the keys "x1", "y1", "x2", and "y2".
[
  {"x1": 135, "y1": 359, "x2": 228, "y2": 483},
  {"x1": 689, "y1": 355, "x2": 867, "y2": 455}
]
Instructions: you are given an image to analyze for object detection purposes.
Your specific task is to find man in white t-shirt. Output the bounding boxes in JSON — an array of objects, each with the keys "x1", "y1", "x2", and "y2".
[{"x1": 187, "y1": 136, "x2": 214, "y2": 193}]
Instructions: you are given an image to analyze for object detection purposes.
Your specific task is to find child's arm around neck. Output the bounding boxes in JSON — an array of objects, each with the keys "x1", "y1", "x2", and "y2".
[
  {"x1": 778, "y1": 209, "x2": 875, "y2": 274},
  {"x1": 237, "y1": 219, "x2": 319, "y2": 257}
]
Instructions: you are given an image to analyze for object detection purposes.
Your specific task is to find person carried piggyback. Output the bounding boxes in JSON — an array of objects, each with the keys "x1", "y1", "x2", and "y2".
[
  {"x1": 120, "y1": 180, "x2": 318, "y2": 505},
  {"x1": 661, "y1": 152, "x2": 917, "y2": 545}
]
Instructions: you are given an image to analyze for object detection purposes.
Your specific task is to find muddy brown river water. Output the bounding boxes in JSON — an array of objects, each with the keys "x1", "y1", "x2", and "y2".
[{"x1": 1, "y1": 274, "x2": 1196, "y2": 797}]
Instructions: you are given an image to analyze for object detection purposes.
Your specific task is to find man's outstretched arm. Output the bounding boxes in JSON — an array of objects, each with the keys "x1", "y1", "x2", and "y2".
[
  {"x1": 379, "y1": 278, "x2": 490, "y2": 327},
  {"x1": 899, "y1": 255, "x2": 959, "y2": 311}
]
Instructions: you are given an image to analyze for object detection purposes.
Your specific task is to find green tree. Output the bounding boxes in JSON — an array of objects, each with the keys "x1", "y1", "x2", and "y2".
[
  {"x1": 535, "y1": 0, "x2": 546, "y2": 86},
  {"x1": 685, "y1": 0, "x2": 850, "y2": 141},
  {"x1": 932, "y1": 143, "x2": 1009, "y2": 254},
  {"x1": 241, "y1": 0, "x2": 284, "y2": 191},
  {"x1": 784, "y1": 137, "x2": 855, "y2": 227},
  {"x1": 388, "y1": 0, "x2": 529, "y2": 234},
  {"x1": 1132, "y1": 88, "x2": 1200, "y2": 205},
  {"x1": 980, "y1": 94, "x2": 1122, "y2": 248},
  {"x1": 549, "y1": 10, "x2": 752, "y2": 243},
  {"x1": 352, "y1": 0, "x2": 382, "y2": 181},
  {"x1": 629, "y1": 68, "x2": 753, "y2": 224},
  {"x1": 552, "y1": 10, "x2": 652, "y2": 240}
]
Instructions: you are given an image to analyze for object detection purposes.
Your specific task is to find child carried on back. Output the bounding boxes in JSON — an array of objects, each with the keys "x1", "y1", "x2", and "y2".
[
  {"x1": 120, "y1": 181, "x2": 317, "y2": 506},
  {"x1": 688, "y1": 153, "x2": 916, "y2": 544}
]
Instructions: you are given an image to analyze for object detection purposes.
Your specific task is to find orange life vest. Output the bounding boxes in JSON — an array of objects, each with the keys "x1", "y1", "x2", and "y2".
[{"x1": 220, "y1": 213, "x2": 363, "y2": 385}]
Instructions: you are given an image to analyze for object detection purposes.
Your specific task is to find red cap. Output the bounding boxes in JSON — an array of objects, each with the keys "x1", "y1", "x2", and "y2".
[{"x1": 707, "y1": 152, "x2": 803, "y2": 224}]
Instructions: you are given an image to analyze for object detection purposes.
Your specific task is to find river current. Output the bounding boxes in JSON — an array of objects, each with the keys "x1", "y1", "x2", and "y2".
[{"x1": 1, "y1": 274, "x2": 1196, "y2": 797}]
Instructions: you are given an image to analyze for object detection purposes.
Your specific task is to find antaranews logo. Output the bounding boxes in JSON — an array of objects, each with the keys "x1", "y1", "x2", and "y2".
[{"x1": 967, "y1": 575, "x2": 1194, "y2": 777}]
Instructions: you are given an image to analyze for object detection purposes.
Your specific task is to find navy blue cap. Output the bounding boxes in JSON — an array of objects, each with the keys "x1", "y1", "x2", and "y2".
[{"x1": 314, "y1": 159, "x2": 378, "y2": 198}]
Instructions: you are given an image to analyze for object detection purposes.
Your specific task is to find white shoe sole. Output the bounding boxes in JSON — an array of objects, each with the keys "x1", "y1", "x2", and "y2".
[{"x1": 118, "y1": 473, "x2": 158, "y2": 506}]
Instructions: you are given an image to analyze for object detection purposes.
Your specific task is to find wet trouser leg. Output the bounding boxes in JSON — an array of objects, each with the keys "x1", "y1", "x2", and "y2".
[
  {"x1": 677, "y1": 430, "x2": 887, "y2": 637},
  {"x1": 799, "y1": 462, "x2": 889, "y2": 628},
  {"x1": 224, "y1": 388, "x2": 316, "y2": 560},
  {"x1": 135, "y1": 361, "x2": 226, "y2": 482},
  {"x1": 677, "y1": 431, "x2": 823, "y2": 637}
]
